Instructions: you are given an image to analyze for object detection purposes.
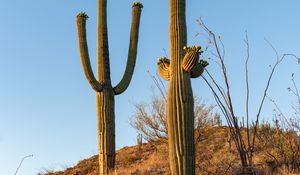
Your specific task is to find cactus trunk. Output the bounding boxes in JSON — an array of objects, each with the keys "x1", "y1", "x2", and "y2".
[
  {"x1": 96, "y1": 89, "x2": 115, "y2": 173},
  {"x1": 76, "y1": 0, "x2": 142, "y2": 174},
  {"x1": 167, "y1": 0, "x2": 195, "y2": 174},
  {"x1": 97, "y1": 1, "x2": 115, "y2": 173}
]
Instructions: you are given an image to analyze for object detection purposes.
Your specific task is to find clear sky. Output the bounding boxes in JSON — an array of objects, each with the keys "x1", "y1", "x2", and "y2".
[{"x1": 0, "y1": 0, "x2": 299, "y2": 174}]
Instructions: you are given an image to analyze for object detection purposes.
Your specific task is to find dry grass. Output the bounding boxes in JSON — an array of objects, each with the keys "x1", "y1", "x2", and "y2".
[{"x1": 45, "y1": 126, "x2": 300, "y2": 175}]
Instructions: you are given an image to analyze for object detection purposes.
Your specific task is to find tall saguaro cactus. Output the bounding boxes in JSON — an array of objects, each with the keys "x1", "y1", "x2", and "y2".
[
  {"x1": 76, "y1": 1, "x2": 143, "y2": 174},
  {"x1": 157, "y1": 0, "x2": 207, "y2": 174}
]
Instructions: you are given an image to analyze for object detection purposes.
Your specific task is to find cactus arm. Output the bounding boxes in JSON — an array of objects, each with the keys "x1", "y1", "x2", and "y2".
[
  {"x1": 113, "y1": 5, "x2": 142, "y2": 95},
  {"x1": 157, "y1": 57, "x2": 170, "y2": 81},
  {"x1": 98, "y1": 0, "x2": 111, "y2": 84},
  {"x1": 158, "y1": 62, "x2": 170, "y2": 81},
  {"x1": 76, "y1": 14, "x2": 103, "y2": 92},
  {"x1": 190, "y1": 63, "x2": 204, "y2": 78},
  {"x1": 191, "y1": 59, "x2": 208, "y2": 78}
]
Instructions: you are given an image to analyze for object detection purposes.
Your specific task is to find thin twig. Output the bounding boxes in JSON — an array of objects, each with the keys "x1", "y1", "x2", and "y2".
[
  {"x1": 147, "y1": 71, "x2": 167, "y2": 101},
  {"x1": 244, "y1": 31, "x2": 252, "y2": 164},
  {"x1": 251, "y1": 48, "x2": 297, "y2": 153},
  {"x1": 198, "y1": 18, "x2": 249, "y2": 166},
  {"x1": 291, "y1": 74, "x2": 300, "y2": 104},
  {"x1": 267, "y1": 96, "x2": 293, "y2": 129},
  {"x1": 14, "y1": 154, "x2": 33, "y2": 175}
]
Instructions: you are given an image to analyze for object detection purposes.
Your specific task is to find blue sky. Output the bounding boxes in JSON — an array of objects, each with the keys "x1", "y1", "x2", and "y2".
[{"x1": 0, "y1": 0, "x2": 299, "y2": 174}]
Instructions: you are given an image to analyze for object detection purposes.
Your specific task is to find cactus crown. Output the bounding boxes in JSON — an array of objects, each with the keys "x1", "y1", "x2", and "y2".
[
  {"x1": 77, "y1": 12, "x2": 89, "y2": 19},
  {"x1": 132, "y1": 2, "x2": 143, "y2": 8},
  {"x1": 157, "y1": 57, "x2": 170, "y2": 65},
  {"x1": 183, "y1": 45, "x2": 203, "y2": 54},
  {"x1": 199, "y1": 59, "x2": 209, "y2": 67}
]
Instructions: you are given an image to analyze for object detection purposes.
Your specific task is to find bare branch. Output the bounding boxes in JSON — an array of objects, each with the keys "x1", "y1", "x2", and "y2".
[
  {"x1": 267, "y1": 96, "x2": 293, "y2": 129},
  {"x1": 251, "y1": 53, "x2": 297, "y2": 153},
  {"x1": 147, "y1": 71, "x2": 167, "y2": 101},
  {"x1": 14, "y1": 154, "x2": 33, "y2": 175},
  {"x1": 244, "y1": 32, "x2": 251, "y2": 160},
  {"x1": 130, "y1": 89, "x2": 220, "y2": 144}
]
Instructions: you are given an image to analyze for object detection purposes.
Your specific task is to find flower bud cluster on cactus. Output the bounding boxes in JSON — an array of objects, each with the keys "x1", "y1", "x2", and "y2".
[
  {"x1": 157, "y1": 57, "x2": 170, "y2": 65},
  {"x1": 199, "y1": 59, "x2": 209, "y2": 67},
  {"x1": 77, "y1": 12, "x2": 89, "y2": 19},
  {"x1": 132, "y1": 1, "x2": 143, "y2": 8},
  {"x1": 183, "y1": 45, "x2": 203, "y2": 54}
]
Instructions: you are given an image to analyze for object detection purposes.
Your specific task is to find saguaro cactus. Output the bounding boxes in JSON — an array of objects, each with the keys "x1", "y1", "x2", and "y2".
[
  {"x1": 156, "y1": 0, "x2": 208, "y2": 174},
  {"x1": 76, "y1": 1, "x2": 143, "y2": 174}
]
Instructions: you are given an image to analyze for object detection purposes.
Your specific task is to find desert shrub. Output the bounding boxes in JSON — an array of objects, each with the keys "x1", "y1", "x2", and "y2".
[
  {"x1": 256, "y1": 122, "x2": 300, "y2": 174},
  {"x1": 130, "y1": 93, "x2": 221, "y2": 144}
]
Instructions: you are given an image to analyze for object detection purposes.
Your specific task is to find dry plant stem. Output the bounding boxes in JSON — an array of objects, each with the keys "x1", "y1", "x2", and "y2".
[
  {"x1": 244, "y1": 33, "x2": 252, "y2": 165},
  {"x1": 198, "y1": 23, "x2": 249, "y2": 166},
  {"x1": 198, "y1": 17, "x2": 300, "y2": 171},
  {"x1": 76, "y1": 1, "x2": 142, "y2": 174},
  {"x1": 147, "y1": 71, "x2": 167, "y2": 101},
  {"x1": 201, "y1": 74, "x2": 248, "y2": 167},
  {"x1": 134, "y1": 103, "x2": 167, "y2": 141},
  {"x1": 204, "y1": 25, "x2": 249, "y2": 166},
  {"x1": 251, "y1": 52, "x2": 297, "y2": 156},
  {"x1": 267, "y1": 96, "x2": 293, "y2": 129},
  {"x1": 290, "y1": 75, "x2": 300, "y2": 130},
  {"x1": 290, "y1": 75, "x2": 300, "y2": 103},
  {"x1": 14, "y1": 155, "x2": 33, "y2": 175}
]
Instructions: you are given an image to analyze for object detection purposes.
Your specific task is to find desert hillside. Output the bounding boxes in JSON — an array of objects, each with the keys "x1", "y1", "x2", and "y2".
[{"x1": 41, "y1": 126, "x2": 300, "y2": 175}]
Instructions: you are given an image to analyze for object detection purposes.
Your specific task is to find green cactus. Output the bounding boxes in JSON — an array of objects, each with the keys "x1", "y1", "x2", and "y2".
[
  {"x1": 77, "y1": 12, "x2": 89, "y2": 19},
  {"x1": 199, "y1": 59, "x2": 209, "y2": 67},
  {"x1": 156, "y1": 1, "x2": 207, "y2": 174},
  {"x1": 76, "y1": 1, "x2": 142, "y2": 174},
  {"x1": 157, "y1": 57, "x2": 170, "y2": 81},
  {"x1": 132, "y1": 1, "x2": 143, "y2": 8}
]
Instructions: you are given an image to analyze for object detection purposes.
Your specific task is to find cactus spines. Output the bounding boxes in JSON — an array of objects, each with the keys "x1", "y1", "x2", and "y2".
[
  {"x1": 157, "y1": 57, "x2": 170, "y2": 81},
  {"x1": 76, "y1": 0, "x2": 142, "y2": 174}
]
